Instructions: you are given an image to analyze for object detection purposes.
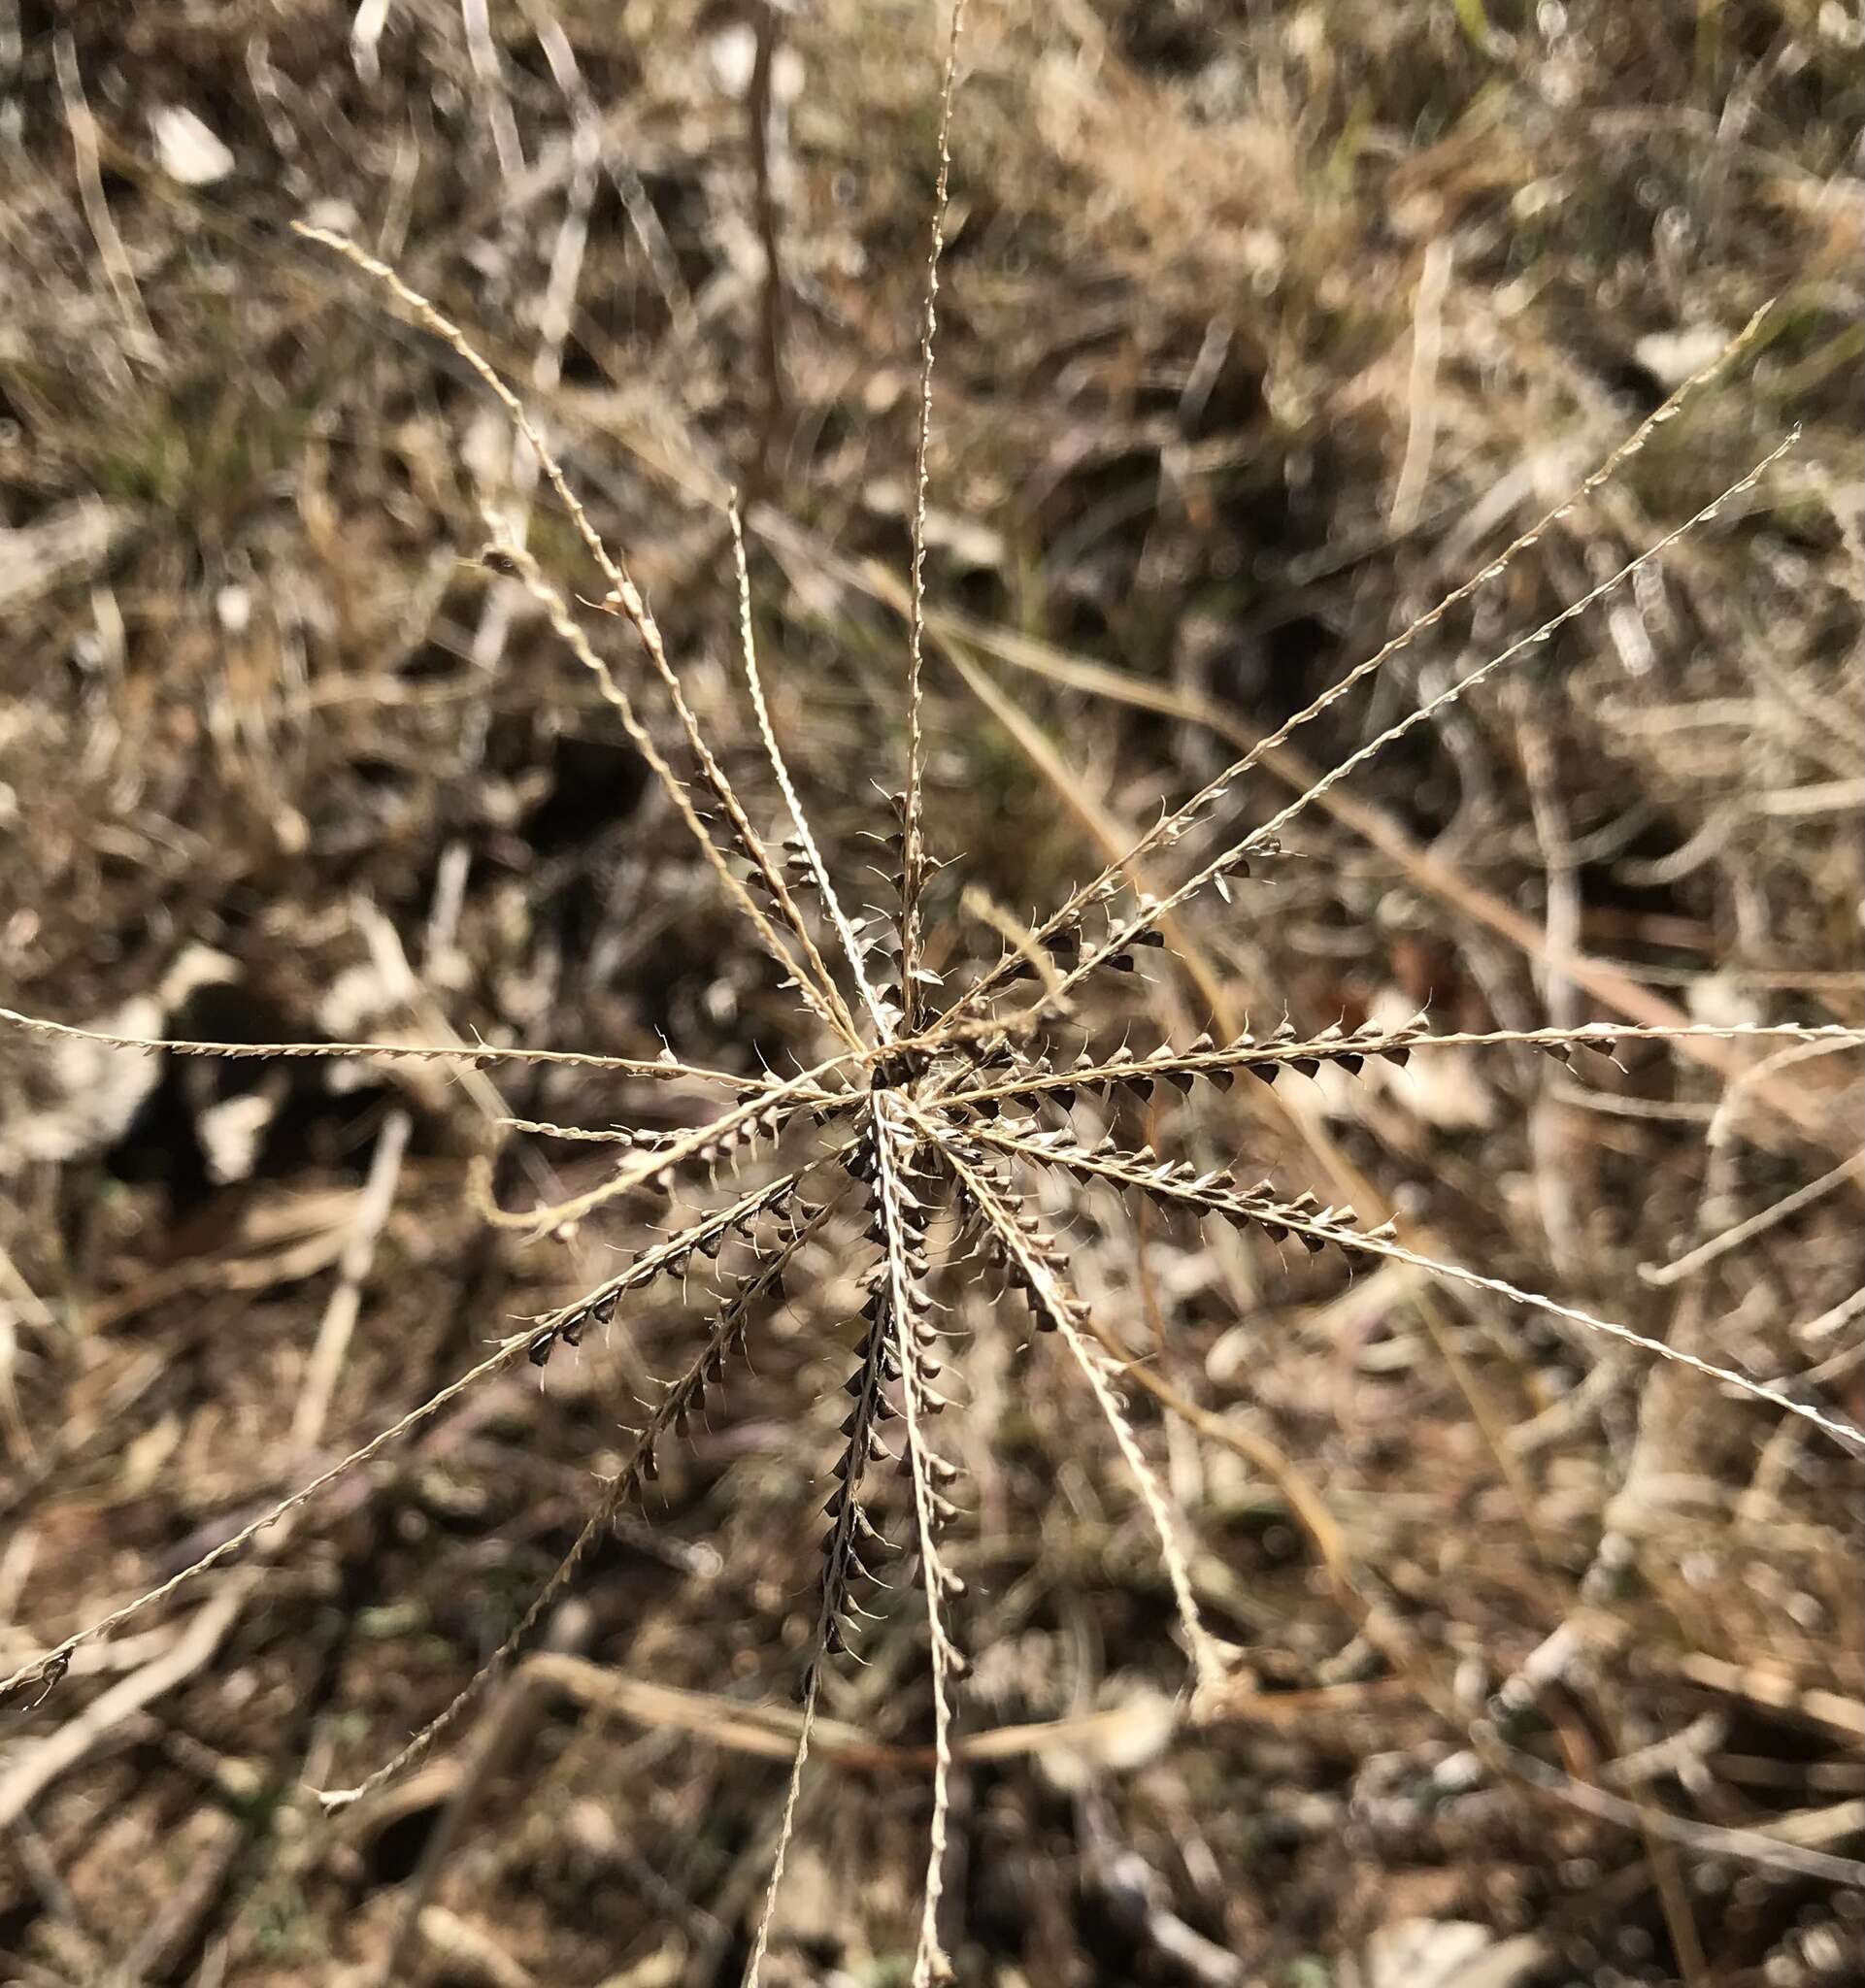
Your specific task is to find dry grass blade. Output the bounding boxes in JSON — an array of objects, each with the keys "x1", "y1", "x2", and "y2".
[
  {"x1": 322, "y1": 1200, "x2": 828, "y2": 1812},
  {"x1": 966, "y1": 1122, "x2": 1865, "y2": 1457},
  {"x1": 898, "y1": 0, "x2": 969, "y2": 1036},
  {"x1": 293, "y1": 221, "x2": 860, "y2": 1047},
  {"x1": 1044, "y1": 431, "x2": 1803, "y2": 999},
  {"x1": 733, "y1": 501, "x2": 891, "y2": 1039},
  {"x1": 872, "y1": 1104, "x2": 962, "y2": 1988},
  {"x1": 482, "y1": 527, "x2": 856, "y2": 1044},
  {"x1": 0, "y1": 1330, "x2": 535, "y2": 1706},
  {"x1": 0, "y1": 1002, "x2": 761, "y2": 1087},
  {"x1": 918, "y1": 611, "x2": 1858, "y2": 1146},
  {"x1": 938, "y1": 639, "x2": 1235, "y2": 1026},
  {"x1": 935, "y1": 1130, "x2": 1222, "y2": 1696},
  {"x1": 742, "y1": 1673, "x2": 820, "y2": 1988},
  {"x1": 745, "y1": 1138, "x2": 908, "y2": 1985},
  {"x1": 496, "y1": 1103, "x2": 847, "y2": 1144},
  {"x1": 937, "y1": 1019, "x2": 1865, "y2": 1110},
  {"x1": 937, "y1": 305, "x2": 1778, "y2": 1028},
  {"x1": 958, "y1": 883, "x2": 1076, "y2": 1014},
  {"x1": 471, "y1": 1052, "x2": 852, "y2": 1236},
  {"x1": 4, "y1": 1159, "x2": 833, "y2": 1712},
  {"x1": 1640, "y1": 1151, "x2": 1865, "y2": 1288},
  {"x1": 524, "y1": 1157, "x2": 834, "y2": 1347},
  {"x1": 1246, "y1": 443, "x2": 1802, "y2": 851}
]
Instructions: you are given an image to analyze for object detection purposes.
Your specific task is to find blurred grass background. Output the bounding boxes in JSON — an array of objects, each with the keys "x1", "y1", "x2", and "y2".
[{"x1": 1, "y1": 4, "x2": 1861, "y2": 1984}]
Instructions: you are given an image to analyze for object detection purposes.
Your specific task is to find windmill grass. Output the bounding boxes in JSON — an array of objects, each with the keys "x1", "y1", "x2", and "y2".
[{"x1": 2, "y1": 4, "x2": 1862, "y2": 1980}]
